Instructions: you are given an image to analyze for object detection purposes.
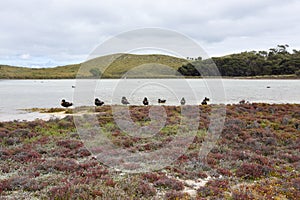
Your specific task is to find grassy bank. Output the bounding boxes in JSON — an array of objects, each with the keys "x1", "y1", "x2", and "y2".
[{"x1": 0, "y1": 104, "x2": 299, "y2": 199}]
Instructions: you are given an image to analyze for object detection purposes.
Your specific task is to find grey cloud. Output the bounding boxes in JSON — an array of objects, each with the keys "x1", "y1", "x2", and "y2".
[{"x1": 0, "y1": 0, "x2": 299, "y2": 67}]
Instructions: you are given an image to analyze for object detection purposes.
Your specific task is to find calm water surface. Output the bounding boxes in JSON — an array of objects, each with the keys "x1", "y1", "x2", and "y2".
[{"x1": 0, "y1": 79, "x2": 299, "y2": 121}]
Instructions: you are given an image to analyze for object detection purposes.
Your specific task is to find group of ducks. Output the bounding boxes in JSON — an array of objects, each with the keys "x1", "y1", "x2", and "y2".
[
  {"x1": 123, "y1": 97, "x2": 168, "y2": 106},
  {"x1": 61, "y1": 97, "x2": 210, "y2": 108}
]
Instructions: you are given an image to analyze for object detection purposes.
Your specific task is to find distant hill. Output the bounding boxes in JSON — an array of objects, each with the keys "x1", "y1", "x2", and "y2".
[
  {"x1": 1, "y1": 46, "x2": 300, "y2": 79},
  {"x1": 0, "y1": 64, "x2": 80, "y2": 79},
  {"x1": 0, "y1": 54, "x2": 188, "y2": 79}
]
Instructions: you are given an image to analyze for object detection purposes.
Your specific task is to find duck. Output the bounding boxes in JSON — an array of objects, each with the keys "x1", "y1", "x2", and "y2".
[
  {"x1": 158, "y1": 99, "x2": 166, "y2": 104},
  {"x1": 180, "y1": 97, "x2": 186, "y2": 105},
  {"x1": 239, "y1": 99, "x2": 250, "y2": 105},
  {"x1": 143, "y1": 97, "x2": 149, "y2": 106},
  {"x1": 61, "y1": 99, "x2": 73, "y2": 108},
  {"x1": 121, "y1": 96, "x2": 130, "y2": 105},
  {"x1": 95, "y1": 98, "x2": 104, "y2": 106},
  {"x1": 201, "y1": 97, "x2": 210, "y2": 105},
  {"x1": 239, "y1": 99, "x2": 246, "y2": 104}
]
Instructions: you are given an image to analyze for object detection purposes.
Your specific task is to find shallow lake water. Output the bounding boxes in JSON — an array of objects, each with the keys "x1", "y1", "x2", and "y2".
[{"x1": 0, "y1": 79, "x2": 299, "y2": 121}]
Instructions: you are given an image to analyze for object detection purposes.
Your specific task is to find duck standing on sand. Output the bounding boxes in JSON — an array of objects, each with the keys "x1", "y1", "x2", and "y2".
[
  {"x1": 180, "y1": 97, "x2": 186, "y2": 105},
  {"x1": 95, "y1": 98, "x2": 104, "y2": 106},
  {"x1": 143, "y1": 97, "x2": 149, "y2": 106},
  {"x1": 61, "y1": 99, "x2": 73, "y2": 108},
  {"x1": 121, "y1": 96, "x2": 130, "y2": 105},
  {"x1": 158, "y1": 99, "x2": 166, "y2": 104},
  {"x1": 201, "y1": 97, "x2": 209, "y2": 105}
]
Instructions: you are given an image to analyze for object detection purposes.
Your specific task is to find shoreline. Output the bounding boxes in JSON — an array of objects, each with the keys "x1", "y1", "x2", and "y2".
[
  {"x1": 1, "y1": 74, "x2": 299, "y2": 80},
  {"x1": 1, "y1": 102, "x2": 298, "y2": 122}
]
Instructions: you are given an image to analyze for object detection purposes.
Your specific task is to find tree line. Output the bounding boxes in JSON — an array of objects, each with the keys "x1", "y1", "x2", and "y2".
[{"x1": 178, "y1": 45, "x2": 300, "y2": 77}]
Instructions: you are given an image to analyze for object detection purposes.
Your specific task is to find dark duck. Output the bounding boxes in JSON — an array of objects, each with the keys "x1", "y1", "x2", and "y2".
[
  {"x1": 143, "y1": 97, "x2": 149, "y2": 106},
  {"x1": 201, "y1": 97, "x2": 210, "y2": 105},
  {"x1": 95, "y1": 98, "x2": 104, "y2": 106},
  {"x1": 61, "y1": 99, "x2": 73, "y2": 108},
  {"x1": 180, "y1": 97, "x2": 186, "y2": 105},
  {"x1": 158, "y1": 99, "x2": 166, "y2": 104},
  {"x1": 121, "y1": 96, "x2": 130, "y2": 105}
]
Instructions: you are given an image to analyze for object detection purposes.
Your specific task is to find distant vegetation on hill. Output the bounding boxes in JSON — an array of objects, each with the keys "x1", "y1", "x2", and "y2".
[
  {"x1": 179, "y1": 45, "x2": 300, "y2": 78},
  {"x1": 0, "y1": 54, "x2": 187, "y2": 79},
  {"x1": 0, "y1": 45, "x2": 300, "y2": 79}
]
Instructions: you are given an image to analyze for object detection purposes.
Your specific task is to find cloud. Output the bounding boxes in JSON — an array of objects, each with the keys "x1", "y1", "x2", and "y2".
[
  {"x1": 20, "y1": 53, "x2": 30, "y2": 59},
  {"x1": 0, "y1": 0, "x2": 299, "y2": 67}
]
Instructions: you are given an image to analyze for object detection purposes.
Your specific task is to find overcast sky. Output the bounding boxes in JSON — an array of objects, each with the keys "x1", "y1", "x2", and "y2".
[{"x1": 0, "y1": 0, "x2": 299, "y2": 67}]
